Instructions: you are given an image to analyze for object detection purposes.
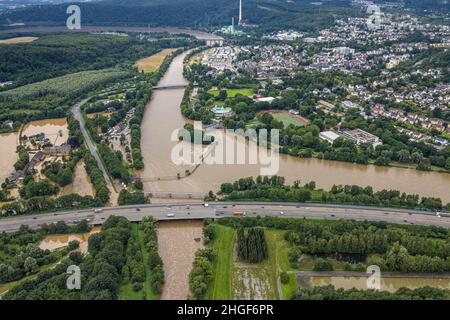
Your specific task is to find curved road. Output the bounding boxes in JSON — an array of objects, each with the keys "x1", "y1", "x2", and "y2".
[
  {"x1": 72, "y1": 98, "x2": 117, "y2": 195},
  {"x1": 0, "y1": 202, "x2": 448, "y2": 233}
]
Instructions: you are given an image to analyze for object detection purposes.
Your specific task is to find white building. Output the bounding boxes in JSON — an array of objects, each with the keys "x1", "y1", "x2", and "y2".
[{"x1": 319, "y1": 131, "x2": 341, "y2": 144}]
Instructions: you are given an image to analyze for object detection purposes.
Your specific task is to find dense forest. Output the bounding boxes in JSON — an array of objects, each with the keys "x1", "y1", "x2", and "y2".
[
  {"x1": 0, "y1": 0, "x2": 359, "y2": 32},
  {"x1": 3, "y1": 216, "x2": 132, "y2": 300},
  {"x1": 0, "y1": 33, "x2": 194, "y2": 88}
]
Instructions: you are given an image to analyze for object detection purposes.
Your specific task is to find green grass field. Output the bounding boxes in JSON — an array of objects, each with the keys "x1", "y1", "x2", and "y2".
[
  {"x1": 272, "y1": 113, "x2": 306, "y2": 127},
  {"x1": 265, "y1": 229, "x2": 298, "y2": 300},
  {"x1": 208, "y1": 88, "x2": 254, "y2": 98},
  {"x1": 207, "y1": 225, "x2": 234, "y2": 300}
]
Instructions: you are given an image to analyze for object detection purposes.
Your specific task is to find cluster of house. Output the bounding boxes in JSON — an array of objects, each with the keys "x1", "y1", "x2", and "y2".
[
  {"x1": 232, "y1": 45, "x2": 303, "y2": 79},
  {"x1": 371, "y1": 104, "x2": 449, "y2": 134},
  {"x1": 202, "y1": 46, "x2": 240, "y2": 73}
]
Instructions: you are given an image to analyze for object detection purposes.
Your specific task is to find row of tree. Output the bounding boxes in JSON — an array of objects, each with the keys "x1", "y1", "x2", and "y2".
[
  {"x1": 218, "y1": 176, "x2": 450, "y2": 211},
  {"x1": 236, "y1": 227, "x2": 268, "y2": 263},
  {"x1": 292, "y1": 285, "x2": 450, "y2": 300},
  {"x1": 141, "y1": 217, "x2": 165, "y2": 295}
]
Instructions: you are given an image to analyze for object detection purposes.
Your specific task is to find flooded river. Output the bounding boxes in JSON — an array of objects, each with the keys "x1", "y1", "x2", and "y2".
[
  {"x1": 39, "y1": 226, "x2": 101, "y2": 254},
  {"x1": 157, "y1": 220, "x2": 203, "y2": 300},
  {"x1": 0, "y1": 132, "x2": 18, "y2": 184},
  {"x1": 139, "y1": 52, "x2": 450, "y2": 203},
  {"x1": 310, "y1": 276, "x2": 450, "y2": 293}
]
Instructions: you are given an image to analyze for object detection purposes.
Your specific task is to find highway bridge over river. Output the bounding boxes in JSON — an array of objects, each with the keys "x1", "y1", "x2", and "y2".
[{"x1": 0, "y1": 202, "x2": 449, "y2": 233}]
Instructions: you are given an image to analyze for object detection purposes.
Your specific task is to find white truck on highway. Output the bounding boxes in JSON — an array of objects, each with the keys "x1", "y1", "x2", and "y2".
[{"x1": 94, "y1": 209, "x2": 103, "y2": 213}]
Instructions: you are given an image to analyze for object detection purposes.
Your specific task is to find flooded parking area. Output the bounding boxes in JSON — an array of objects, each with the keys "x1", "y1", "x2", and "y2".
[
  {"x1": 157, "y1": 220, "x2": 203, "y2": 300},
  {"x1": 39, "y1": 226, "x2": 101, "y2": 254}
]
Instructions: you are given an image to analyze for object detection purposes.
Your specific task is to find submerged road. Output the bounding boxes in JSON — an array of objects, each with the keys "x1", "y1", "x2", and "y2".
[{"x1": 0, "y1": 202, "x2": 448, "y2": 232}]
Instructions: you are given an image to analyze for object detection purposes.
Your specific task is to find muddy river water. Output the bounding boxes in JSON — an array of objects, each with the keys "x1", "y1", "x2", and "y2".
[
  {"x1": 157, "y1": 220, "x2": 203, "y2": 300},
  {"x1": 140, "y1": 52, "x2": 450, "y2": 203}
]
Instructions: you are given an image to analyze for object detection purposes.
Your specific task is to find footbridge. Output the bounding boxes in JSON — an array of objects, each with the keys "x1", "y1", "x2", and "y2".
[{"x1": 152, "y1": 84, "x2": 188, "y2": 90}]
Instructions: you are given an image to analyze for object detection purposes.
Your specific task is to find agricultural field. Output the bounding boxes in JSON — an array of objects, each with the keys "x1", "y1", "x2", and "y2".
[
  {"x1": 208, "y1": 88, "x2": 254, "y2": 98},
  {"x1": 0, "y1": 37, "x2": 38, "y2": 45},
  {"x1": 0, "y1": 69, "x2": 131, "y2": 125},
  {"x1": 135, "y1": 48, "x2": 177, "y2": 73}
]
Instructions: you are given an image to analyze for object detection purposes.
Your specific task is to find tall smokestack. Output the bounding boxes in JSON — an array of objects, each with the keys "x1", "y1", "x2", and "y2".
[{"x1": 239, "y1": 0, "x2": 243, "y2": 24}]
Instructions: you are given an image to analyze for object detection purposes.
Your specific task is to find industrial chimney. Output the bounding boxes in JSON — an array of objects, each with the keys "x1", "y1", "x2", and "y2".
[{"x1": 239, "y1": 0, "x2": 243, "y2": 25}]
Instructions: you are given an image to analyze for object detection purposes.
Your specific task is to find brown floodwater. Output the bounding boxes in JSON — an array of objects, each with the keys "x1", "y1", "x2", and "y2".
[
  {"x1": 21, "y1": 118, "x2": 69, "y2": 146},
  {"x1": 0, "y1": 132, "x2": 18, "y2": 184},
  {"x1": 61, "y1": 160, "x2": 95, "y2": 197},
  {"x1": 38, "y1": 226, "x2": 101, "y2": 254},
  {"x1": 310, "y1": 276, "x2": 450, "y2": 293},
  {"x1": 157, "y1": 220, "x2": 204, "y2": 300},
  {"x1": 139, "y1": 52, "x2": 450, "y2": 203}
]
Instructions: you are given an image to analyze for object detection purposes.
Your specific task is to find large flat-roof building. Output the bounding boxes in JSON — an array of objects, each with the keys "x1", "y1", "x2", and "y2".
[
  {"x1": 319, "y1": 131, "x2": 341, "y2": 144},
  {"x1": 339, "y1": 128, "x2": 382, "y2": 147}
]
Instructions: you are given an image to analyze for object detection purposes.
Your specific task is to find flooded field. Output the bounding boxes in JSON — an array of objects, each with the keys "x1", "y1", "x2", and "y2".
[
  {"x1": 21, "y1": 118, "x2": 69, "y2": 146},
  {"x1": 309, "y1": 275, "x2": 450, "y2": 293},
  {"x1": 0, "y1": 132, "x2": 18, "y2": 184},
  {"x1": 61, "y1": 160, "x2": 95, "y2": 197},
  {"x1": 232, "y1": 241, "x2": 277, "y2": 300},
  {"x1": 39, "y1": 226, "x2": 101, "y2": 254},
  {"x1": 157, "y1": 220, "x2": 203, "y2": 300}
]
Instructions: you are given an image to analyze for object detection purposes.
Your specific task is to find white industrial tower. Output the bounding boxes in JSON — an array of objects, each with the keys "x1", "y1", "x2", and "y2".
[{"x1": 239, "y1": 0, "x2": 243, "y2": 25}]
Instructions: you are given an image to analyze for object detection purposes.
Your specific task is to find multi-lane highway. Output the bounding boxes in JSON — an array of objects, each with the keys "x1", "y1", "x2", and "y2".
[{"x1": 0, "y1": 202, "x2": 449, "y2": 232}]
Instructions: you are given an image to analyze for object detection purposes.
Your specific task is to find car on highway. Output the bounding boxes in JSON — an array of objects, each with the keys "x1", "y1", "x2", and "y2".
[
  {"x1": 167, "y1": 213, "x2": 175, "y2": 217},
  {"x1": 136, "y1": 208, "x2": 141, "y2": 212},
  {"x1": 204, "y1": 203, "x2": 209, "y2": 207},
  {"x1": 280, "y1": 212, "x2": 284, "y2": 215}
]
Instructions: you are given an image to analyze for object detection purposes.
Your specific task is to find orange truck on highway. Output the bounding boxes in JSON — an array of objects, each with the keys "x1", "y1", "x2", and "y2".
[{"x1": 233, "y1": 211, "x2": 246, "y2": 217}]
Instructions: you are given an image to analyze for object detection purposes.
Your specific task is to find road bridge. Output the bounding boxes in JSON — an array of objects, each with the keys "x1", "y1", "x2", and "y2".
[{"x1": 1, "y1": 202, "x2": 449, "y2": 233}]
